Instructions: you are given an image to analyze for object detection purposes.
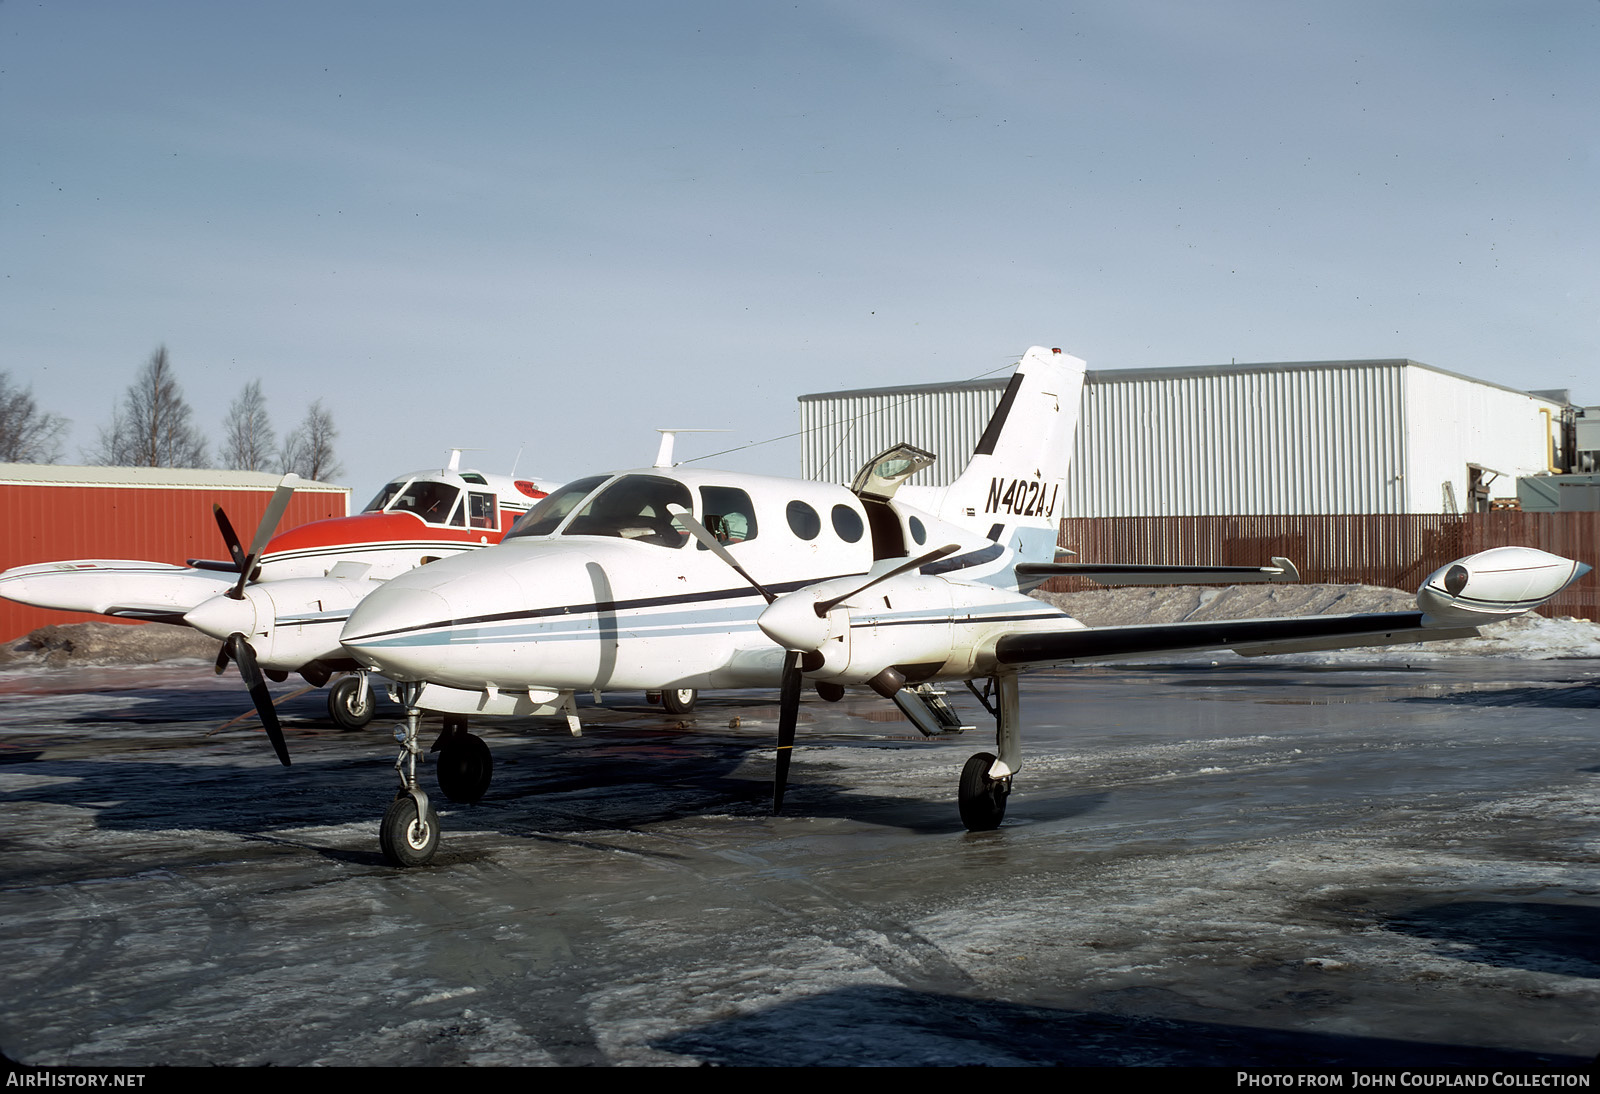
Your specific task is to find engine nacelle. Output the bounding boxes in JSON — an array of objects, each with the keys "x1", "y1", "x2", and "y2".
[
  {"x1": 1417, "y1": 546, "x2": 1590, "y2": 627},
  {"x1": 759, "y1": 572, "x2": 966, "y2": 686},
  {"x1": 186, "y1": 576, "x2": 375, "y2": 671}
]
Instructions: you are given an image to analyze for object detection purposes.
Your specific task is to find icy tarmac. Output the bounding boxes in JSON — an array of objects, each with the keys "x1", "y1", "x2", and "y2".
[{"x1": 2, "y1": 657, "x2": 1598, "y2": 1067}]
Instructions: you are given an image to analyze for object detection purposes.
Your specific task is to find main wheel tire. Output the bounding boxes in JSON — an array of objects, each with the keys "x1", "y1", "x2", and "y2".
[
  {"x1": 379, "y1": 794, "x2": 440, "y2": 867},
  {"x1": 661, "y1": 688, "x2": 697, "y2": 714},
  {"x1": 327, "y1": 675, "x2": 376, "y2": 730},
  {"x1": 436, "y1": 733, "x2": 493, "y2": 804},
  {"x1": 958, "y1": 752, "x2": 1010, "y2": 831}
]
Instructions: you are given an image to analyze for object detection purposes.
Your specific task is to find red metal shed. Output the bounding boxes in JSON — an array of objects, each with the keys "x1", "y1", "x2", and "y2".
[{"x1": 0, "y1": 463, "x2": 351, "y2": 640}]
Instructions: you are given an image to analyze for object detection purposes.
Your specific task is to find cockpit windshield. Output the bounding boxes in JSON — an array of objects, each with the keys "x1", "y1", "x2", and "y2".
[
  {"x1": 363, "y1": 480, "x2": 408, "y2": 513},
  {"x1": 563, "y1": 474, "x2": 693, "y2": 548},
  {"x1": 503, "y1": 476, "x2": 610, "y2": 541},
  {"x1": 387, "y1": 480, "x2": 463, "y2": 525}
]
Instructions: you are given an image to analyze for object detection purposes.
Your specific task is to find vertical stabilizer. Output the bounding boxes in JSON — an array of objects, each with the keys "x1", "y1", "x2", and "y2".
[{"x1": 933, "y1": 346, "x2": 1086, "y2": 564}]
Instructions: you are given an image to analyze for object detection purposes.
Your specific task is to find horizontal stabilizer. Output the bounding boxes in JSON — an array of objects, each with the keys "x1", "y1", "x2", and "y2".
[{"x1": 1017, "y1": 557, "x2": 1299, "y2": 587}]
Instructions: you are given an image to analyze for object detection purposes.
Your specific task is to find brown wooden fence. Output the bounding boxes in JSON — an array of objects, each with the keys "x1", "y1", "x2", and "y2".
[{"x1": 1053, "y1": 512, "x2": 1600, "y2": 619}]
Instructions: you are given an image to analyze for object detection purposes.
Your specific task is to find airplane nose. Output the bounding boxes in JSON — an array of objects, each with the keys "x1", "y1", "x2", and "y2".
[
  {"x1": 184, "y1": 593, "x2": 257, "y2": 640},
  {"x1": 340, "y1": 586, "x2": 456, "y2": 680}
]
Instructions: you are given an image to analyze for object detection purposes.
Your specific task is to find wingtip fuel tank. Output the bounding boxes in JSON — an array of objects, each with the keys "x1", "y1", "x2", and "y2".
[{"x1": 1417, "y1": 546, "x2": 1591, "y2": 627}]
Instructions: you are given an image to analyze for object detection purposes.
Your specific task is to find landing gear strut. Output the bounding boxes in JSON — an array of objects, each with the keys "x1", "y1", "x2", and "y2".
[
  {"x1": 958, "y1": 672, "x2": 1020, "y2": 832},
  {"x1": 381, "y1": 682, "x2": 439, "y2": 867}
]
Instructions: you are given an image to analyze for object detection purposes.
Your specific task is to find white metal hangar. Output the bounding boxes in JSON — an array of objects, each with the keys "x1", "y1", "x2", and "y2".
[{"x1": 798, "y1": 358, "x2": 1566, "y2": 517}]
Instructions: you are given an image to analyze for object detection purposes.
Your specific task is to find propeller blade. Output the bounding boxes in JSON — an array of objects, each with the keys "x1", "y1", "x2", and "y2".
[
  {"x1": 213, "y1": 638, "x2": 232, "y2": 676},
  {"x1": 247, "y1": 474, "x2": 300, "y2": 560},
  {"x1": 773, "y1": 650, "x2": 802, "y2": 815},
  {"x1": 213, "y1": 504, "x2": 247, "y2": 571},
  {"x1": 815, "y1": 543, "x2": 963, "y2": 615},
  {"x1": 228, "y1": 632, "x2": 291, "y2": 766},
  {"x1": 667, "y1": 505, "x2": 776, "y2": 604},
  {"x1": 228, "y1": 474, "x2": 300, "y2": 600}
]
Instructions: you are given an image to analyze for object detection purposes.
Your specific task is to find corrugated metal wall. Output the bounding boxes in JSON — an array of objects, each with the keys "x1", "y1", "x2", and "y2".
[
  {"x1": 799, "y1": 379, "x2": 1008, "y2": 487},
  {"x1": 0, "y1": 484, "x2": 349, "y2": 639},
  {"x1": 801, "y1": 360, "x2": 1562, "y2": 516},
  {"x1": 1054, "y1": 512, "x2": 1599, "y2": 619},
  {"x1": 1069, "y1": 363, "x2": 1408, "y2": 516}
]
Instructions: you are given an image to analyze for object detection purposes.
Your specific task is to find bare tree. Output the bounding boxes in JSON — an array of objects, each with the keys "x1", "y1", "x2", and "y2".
[
  {"x1": 220, "y1": 380, "x2": 276, "y2": 471},
  {"x1": 0, "y1": 371, "x2": 69, "y2": 463},
  {"x1": 91, "y1": 346, "x2": 209, "y2": 467},
  {"x1": 280, "y1": 399, "x2": 342, "y2": 481}
]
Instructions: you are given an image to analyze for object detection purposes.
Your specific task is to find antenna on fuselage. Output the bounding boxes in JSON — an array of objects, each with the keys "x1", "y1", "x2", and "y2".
[{"x1": 653, "y1": 429, "x2": 728, "y2": 468}]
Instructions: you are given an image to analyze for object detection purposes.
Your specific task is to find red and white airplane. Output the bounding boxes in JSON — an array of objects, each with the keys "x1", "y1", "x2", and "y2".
[
  {"x1": 0, "y1": 453, "x2": 562, "y2": 735},
  {"x1": 331, "y1": 347, "x2": 1590, "y2": 867}
]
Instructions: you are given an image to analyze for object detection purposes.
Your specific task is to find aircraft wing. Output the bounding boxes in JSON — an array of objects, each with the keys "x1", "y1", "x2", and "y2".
[
  {"x1": 993, "y1": 611, "x2": 1480, "y2": 666},
  {"x1": 0, "y1": 560, "x2": 235, "y2": 625}
]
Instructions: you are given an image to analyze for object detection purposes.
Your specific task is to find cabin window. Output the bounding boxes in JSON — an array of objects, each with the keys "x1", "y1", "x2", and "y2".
[
  {"x1": 699, "y1": 486, "x2": 757, "y2": 547},
  {"x1": 390, "y1": 481, "x2": 462, "y2": 525},
  {"x1": 565, "y1": 474, "x2": 693, "y2": 548},
  {"x1": 468, "y1": 491, "x2": 497, "y2": 530},
  {"x1": 908, "y1": 516, "x2": 927, "y2": 545},
  {"x1": 831, "y1": 504, "x2": 864, "y2": 543},
  {"x1": 786, "y1": 500, "x2": 820, "y2": 541},
  {"x1": 505, "y1": 475, "x2": 609, "y2": 540}
]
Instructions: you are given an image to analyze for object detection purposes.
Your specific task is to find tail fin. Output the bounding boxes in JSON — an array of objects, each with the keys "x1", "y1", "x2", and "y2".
[{"x1": 934, "y1": 346, "x2": 1086, "y2": 564}]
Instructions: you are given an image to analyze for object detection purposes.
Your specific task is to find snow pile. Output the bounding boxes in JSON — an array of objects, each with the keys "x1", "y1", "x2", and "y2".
[{"x1": 0, "y1": 621, "x2": 220, "y2": 667}]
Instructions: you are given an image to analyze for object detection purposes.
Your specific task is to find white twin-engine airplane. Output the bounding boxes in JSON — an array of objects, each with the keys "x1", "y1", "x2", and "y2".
[
  {"x1": 0, "y1": 454, "x2": 562, "y2": 742},
  {"x1": 337, "y1": 346, "x2": 1590, "y2": 868}
]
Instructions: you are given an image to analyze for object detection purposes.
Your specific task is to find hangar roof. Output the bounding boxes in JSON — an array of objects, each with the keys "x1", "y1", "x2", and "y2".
[
  {"x1": 0, "y1": 463, "x2": 348, "y2": 491},
  {"x1": 801, "y1": 358, "x2": 1562, "y2": 407}
]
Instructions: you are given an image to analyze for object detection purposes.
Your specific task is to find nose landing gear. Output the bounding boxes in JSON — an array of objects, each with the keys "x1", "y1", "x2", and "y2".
[{"x1": 380, "y1": 682, "x2": 440, "y2": 867}]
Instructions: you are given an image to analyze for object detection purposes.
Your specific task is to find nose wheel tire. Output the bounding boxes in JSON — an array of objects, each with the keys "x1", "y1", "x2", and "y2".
[
  {"x1": 327, "y1": 675, "x2": 376, "y2": 730},
  {"x1": 436, "y1": 733, "x2": 493, "y2": 804},
  {"x1": 661, "y1": 688, "x2": 697, "y2": 714},
  {"x1": 958, "y1": 752, "x2": 1010, "y2": 831},
  {"x1": 379, "y1": 794, "x2": 439, "y2": 867}
]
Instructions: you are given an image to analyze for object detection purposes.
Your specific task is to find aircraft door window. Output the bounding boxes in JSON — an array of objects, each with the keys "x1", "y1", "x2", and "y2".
[
  {"x1": 831, "y1": 504, "x2": 864, "y2": 543},
  {"x1": 786, "y1": 500, "x2": 820, "y2": 541},
  {"x1": 505, "y1": 475, "x2": 610, "y2": 540},
  {"x1": 699, "y1": 486, "x2": 757, "y2": 547},
  {"x1": 468, "y1": 492, "x2": 497, "y2": 530},
  {"x1": 565, "y1": 474, "x2": 693, "y2": 548}
]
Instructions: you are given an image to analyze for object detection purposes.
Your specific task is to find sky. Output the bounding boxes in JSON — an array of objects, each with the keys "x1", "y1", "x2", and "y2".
[{"x1": 2, "y1": 1, "x2": 1597, "y2": 497}]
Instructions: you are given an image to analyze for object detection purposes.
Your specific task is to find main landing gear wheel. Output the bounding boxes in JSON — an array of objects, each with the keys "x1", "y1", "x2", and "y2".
[
  {"x1": 958, "y1": 752, "x2": 1010, "y2": 831},
  {"x1": 661, "y1": 688, "x2": 697, "y2": 714},
  {"x1": 327, "y1": 675, "x2": 376, "y2": 730},
  {"x1": 379, "y1": 794, "x2": 439, "y2": 867},
  {"x1": 436, "y1": 733, "x2": 493, "y2": 804}
]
